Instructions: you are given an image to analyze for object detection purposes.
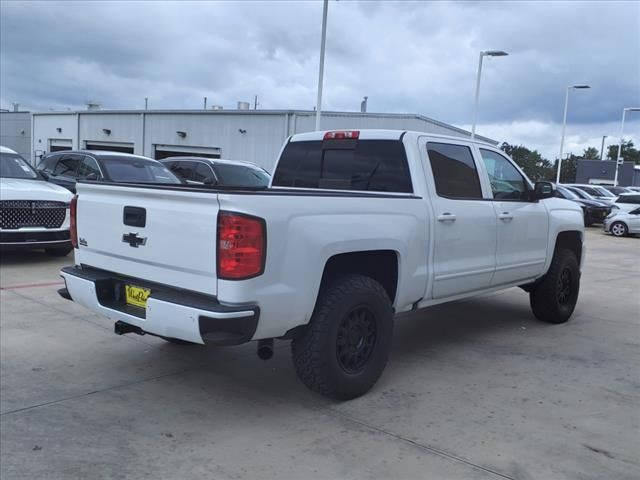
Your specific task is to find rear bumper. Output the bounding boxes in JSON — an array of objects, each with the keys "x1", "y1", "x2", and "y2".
[
  {"x1": 0, "y1": 230, "x2": 70, "y2": 248},
  {"x1": 60, "y1": 266, "x2": 259, "y2": 345}
]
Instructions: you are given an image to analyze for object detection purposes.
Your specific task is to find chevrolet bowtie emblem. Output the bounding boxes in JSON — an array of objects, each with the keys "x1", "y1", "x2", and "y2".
[{"x1": 122, "y1": 232, "x2": 147, "y2": 248}]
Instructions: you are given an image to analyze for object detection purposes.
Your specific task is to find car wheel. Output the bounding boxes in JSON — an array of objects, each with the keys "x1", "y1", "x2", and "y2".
[
  {"x1": 610, "y1": 221, "x2": 628, "y2": 237},
  {"x1": 45, "y1": 246, "x2": 73, "y2": 256},
  {"x1": 529, "y1": 248, "x2": 580, "y2": 324},
  {"x1": 291, "y1": 274, "x2": 394, "y2": 400}
]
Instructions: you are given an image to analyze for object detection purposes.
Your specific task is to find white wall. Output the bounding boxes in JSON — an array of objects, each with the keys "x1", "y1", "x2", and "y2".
[
  {"x1": 0, "y1": 112, "x2": 31, "y2": 160},
  {"x1": 31, "y1": 114, "x2": 77, "y2": 164},
  {"x1": 144, "y1": 113, "x2": 288, "y2": 171},
  {"x1": 79, "y1": 113, "x2": 143, "y2": 154},
  {"x1": 32, "y1": 110, "x2": 486, "y2": 171}
]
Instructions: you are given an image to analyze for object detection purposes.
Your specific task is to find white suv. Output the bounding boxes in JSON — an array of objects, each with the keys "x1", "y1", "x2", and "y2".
[{"x1": 0, "y1": 146, "x2": 73, "y2": 255}]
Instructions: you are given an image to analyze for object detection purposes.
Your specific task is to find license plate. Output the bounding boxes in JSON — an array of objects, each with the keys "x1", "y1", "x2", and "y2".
[{"x1": 125, "y1": 285, "x2": 151, "y2": 308}]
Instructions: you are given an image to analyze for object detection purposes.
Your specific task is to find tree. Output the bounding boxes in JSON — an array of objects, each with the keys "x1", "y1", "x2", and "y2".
[
  {"x1": 607, "y1": 139, "x2": 640, "y2": 164},
  {"x1": 582, "y1": 147, "x2": 600, "y2": 160},
  {"x1": 553, "y1": 154, "x2": 577, "y2": 183},
  {"x1": 500, "y1": 142, "x2": 554, "y2": 181}
]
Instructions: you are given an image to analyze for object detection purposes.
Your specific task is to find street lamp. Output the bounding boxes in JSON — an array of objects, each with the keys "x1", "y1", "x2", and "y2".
[
  {"x1": 555, "y1": 84, "x2": 590, "y2": 184},
  {"x1": 613, "y1": 107, "x2": 640, "y2": 186},
  {"x1": 600, "y1": 135, "x2": 607, "y2": 161},
  {"x1": 315, "y1": 0, "x2": 329, "y2": 131},
  {"x1": 471, "y1": 50, "x2": 508, "y2": 139}
]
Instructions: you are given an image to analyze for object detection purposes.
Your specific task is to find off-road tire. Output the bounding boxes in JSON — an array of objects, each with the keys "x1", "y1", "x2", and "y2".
[
  {"x1": 529, "y1": 248, "x2": 580, "y2": 324},
  {"x1": 45, "y1": 246, "x2": 73, "y2": 257},
  {"x1": 291, "y1": 274, "x2": 394, "y2": 400},
  {"x1": 610, "y1": 221, "x2": 628, "y2": 237}
]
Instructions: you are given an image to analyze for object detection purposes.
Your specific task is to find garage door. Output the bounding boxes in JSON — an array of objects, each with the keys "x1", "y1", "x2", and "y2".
[
  {"x1": 49, "y1": 139, "x2": 72, "y2": 152},
  {"x1": 84, "y1": 141, "x2": 134, "y2": 154},
  {"x1": 154, "y1": 144, "x2": 221, "y2": 160}
]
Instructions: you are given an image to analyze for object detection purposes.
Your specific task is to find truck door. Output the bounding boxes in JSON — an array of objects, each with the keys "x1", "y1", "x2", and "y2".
[
  {"x1": 423, "y1": 140, "x2": 497, "y2": 298},
  {"x1": 476, "y1": 148, "x2": 549, "y2": 286}
]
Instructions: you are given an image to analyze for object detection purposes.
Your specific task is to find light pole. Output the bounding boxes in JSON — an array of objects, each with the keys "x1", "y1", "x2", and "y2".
[
  {"x1": 555, "y1": 84, "x2": 590, "y2": 184},
  {"x1": 613, "y1": 107, "x2": 640, "y2": 186},
  {"x1": 315, "y1": 0, "x2": 329, "y2": 131},
  {"x1": 471, "y1": 50, "x2": 508, "y2": 139},
  {"x1": 600, "y1": 135, "x2": 607, "y2": 161}
]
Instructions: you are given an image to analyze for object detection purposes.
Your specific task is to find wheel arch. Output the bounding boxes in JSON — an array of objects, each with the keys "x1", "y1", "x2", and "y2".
[
  {"x1": 554, "y1": 230, "x2": 583, "y2": 264},
  {"x1": 318, "y1": 250, "x2": 400, "y2": 306}
]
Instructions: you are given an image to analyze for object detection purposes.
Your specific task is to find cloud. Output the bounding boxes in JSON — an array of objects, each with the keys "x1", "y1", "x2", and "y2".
[{"x1": 1, "y1": 0, "x2": 639, "y2": 156}]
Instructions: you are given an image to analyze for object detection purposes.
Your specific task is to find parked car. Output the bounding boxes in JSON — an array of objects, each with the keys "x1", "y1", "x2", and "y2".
[
  {"x1": 160, "y1": 157, "x2": 270, "y2": 188},
  {"x1": 59, "y1": 130, "x2": 585, "y2": 400},
  {"x1": 0, "y1": 146, "x2": 73, "y2": 255},
  {"x1": 601, "y1": 185, "x2": 633, "y2": 195},
  {"x1": 565, "y1": 184, "x2": 616, "y2": 204},
  {"x1": 604, "y1": 207, "x2": 640, "y2": 237},
  {"x1": 625, "y1": 186, "x2": 640, "y2": 193},
  {"x1": 555, "y1": 185, "x2": 610, "y2": 226},
  {"x1": 37, "y1": 150, "x2": 180, "y2": 192}
]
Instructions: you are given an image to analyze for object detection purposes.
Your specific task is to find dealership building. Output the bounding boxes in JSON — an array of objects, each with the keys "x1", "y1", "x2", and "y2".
[{"x1": 16, "y1": 109, "x2": 496, "y2": 171}]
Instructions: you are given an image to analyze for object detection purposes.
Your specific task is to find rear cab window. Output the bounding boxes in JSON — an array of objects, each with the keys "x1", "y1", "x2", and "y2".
[{"x1": 272, "y1": 138, "x2": 413, "y2": 193}]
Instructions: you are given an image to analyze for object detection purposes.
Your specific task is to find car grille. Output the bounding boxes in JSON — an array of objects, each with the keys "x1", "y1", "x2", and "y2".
[{"x1": 0, "y1": 201, "x2": 67, "y2": 229}]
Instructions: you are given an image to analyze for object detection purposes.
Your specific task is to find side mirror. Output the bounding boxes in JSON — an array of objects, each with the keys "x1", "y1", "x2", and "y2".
[
  {"x1": 85, "y1": 172, "x2": 99, "y2": 181},
  {"x1": 533, "y1": 181, "x2": 555, "y2": 200},
  {"x1": 39, "y1": 170, "x2": 49, "y2": 180},
  {"x1": 203, "y1": 176, "x2": 217, "y2": 185}
]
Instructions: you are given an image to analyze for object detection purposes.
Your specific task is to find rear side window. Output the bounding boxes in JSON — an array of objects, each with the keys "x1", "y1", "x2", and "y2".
[
  {"x1": 53, "y1": 154, "x2": 82, "y2": 177},
  {"x1": 100, "y1": 157, "x2": 180, "y2": 184},
  {"x1": 272, "y1": 140, "x2": 412, "y2": 193},
  {"x1": 213, "y1": 164, "x2": 270, "y2": 187},
  {"x1": 77, "y1": 156, "x2": 101, "y2": 179},
  {"x1": 167, "y1": 161, "x2": 196, "y2": 182},
  {"x1": 426, "y1": 142, "x2": 482, "y2": 199}
]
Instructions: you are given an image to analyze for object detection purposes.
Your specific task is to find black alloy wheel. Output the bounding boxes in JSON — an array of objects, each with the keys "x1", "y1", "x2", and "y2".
[{"x1": 336, "y1": 306, "x2": 377, "y2": 374}]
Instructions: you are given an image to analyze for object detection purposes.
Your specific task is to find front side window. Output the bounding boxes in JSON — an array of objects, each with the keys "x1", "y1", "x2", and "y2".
[
  {"x1": 617, "y1": 195, "x2": 640, "y2": 204},
  {"x1": 0, "y1": 152, "x2": 39, "y2": 179},
  {"x1": 426, "y1": 142, "x2": 482, "y2": 199},
  {"x1": 273, "y1": 140, "x2": 412, "y2": 193},
  {"x1": 479, "y1": 149, "x2": 528, "y2": 201}
]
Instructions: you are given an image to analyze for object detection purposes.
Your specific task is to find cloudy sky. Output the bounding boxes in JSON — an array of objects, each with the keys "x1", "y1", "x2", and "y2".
[{"x1": 1, "y1": 0, "x2": 639, "y2": 159}]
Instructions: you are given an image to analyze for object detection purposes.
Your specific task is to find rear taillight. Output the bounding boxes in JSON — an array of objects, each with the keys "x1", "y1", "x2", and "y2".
[
  {"x1": 323, "y1": 130, "x2": 360, "y2": 140},
  {"x1": 217, "y1": 211, "x2": 266, "y2": 280},
  {"x1": 70, "y1": 195, "x2": 78, "y2": 249}
]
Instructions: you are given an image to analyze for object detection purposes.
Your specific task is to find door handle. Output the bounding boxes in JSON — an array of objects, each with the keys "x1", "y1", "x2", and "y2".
[
  {"x1": 498, "y1": 212, "x2": 513, "y2": 221},
  {"x1": 437, "y1": 213, "x2": 456, "y2": 222}
]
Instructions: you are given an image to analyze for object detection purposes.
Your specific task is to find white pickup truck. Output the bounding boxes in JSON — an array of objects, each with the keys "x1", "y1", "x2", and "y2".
[{"x1": 60, "y1": 130, "x2": 585, "y2": 399}]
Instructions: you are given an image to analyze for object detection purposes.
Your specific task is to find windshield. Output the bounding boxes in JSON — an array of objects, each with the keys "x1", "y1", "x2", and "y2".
[
  {"x1": 101, "y1": 157, "x2": 181, "y2": 184},
  {"x1": 593, "y1": 185, "x2": 615, "y2": 197},
  {"x1": 213, "y1": 163, "x2": 270, "y2": 188},
  {"x1": 567, "y1": 187, "x2": 595, "y2": 200},
  {"x1": 0, "y1": 152, "x2": 39, "y2": 180},
  {"x1": 557, "y1": 186, "x2": 580, "y2": 200}
]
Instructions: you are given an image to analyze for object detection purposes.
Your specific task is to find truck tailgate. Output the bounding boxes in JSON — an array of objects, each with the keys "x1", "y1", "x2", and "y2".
[{"x1": 74, "y1": 183, "x2": 219, "y2": 295}]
